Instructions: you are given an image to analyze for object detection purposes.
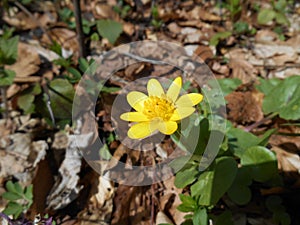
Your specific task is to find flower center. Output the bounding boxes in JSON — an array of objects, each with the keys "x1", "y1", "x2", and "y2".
[{"x1": 143, "y1": 95, "x2": 175, "y2": 121}]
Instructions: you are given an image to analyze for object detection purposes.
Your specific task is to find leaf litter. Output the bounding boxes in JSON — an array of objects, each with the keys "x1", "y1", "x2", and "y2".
[{"x1": 0, "y1": 0, "x2": 300, "y2": 224}]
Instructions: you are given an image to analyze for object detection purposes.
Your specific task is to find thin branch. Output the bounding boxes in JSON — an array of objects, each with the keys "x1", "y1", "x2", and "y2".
[{"x1": 73, "y1": 0, "x2": 86, "y2": 58}]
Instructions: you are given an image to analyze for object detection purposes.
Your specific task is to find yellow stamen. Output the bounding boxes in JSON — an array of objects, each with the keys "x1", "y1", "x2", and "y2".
[{"x1": 143, "y1": 95, "x2": 175, "y2": 121}]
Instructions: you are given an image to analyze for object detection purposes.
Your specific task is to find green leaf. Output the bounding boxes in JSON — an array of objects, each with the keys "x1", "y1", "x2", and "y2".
[
  {"x1": 275, "y1": 12, "x2": 289, "y2": 25},
  {"x1": 193, "y1": 208, "x2": 207, "y2": 225},
  {"x1": 241, "y1": 146, "x2": 277, "y2": 182},
  {"x1": 256, "y1": 77, "x2": 281, "y2": 95},
  {"x1": 174, "y1": 166, "x2": 200, "y2": 188},
  {"x1": 213, "y1": 210, "x2": 234, "y2": 225},
  {"x1": 257, "y1": 9, "x2": 276, "y2": 25},
  {"x1": 0, "y1": 69, "x2": 16, "y2": 86},
  {"x1": 191, "y1": 157, "x2": 238, "y2": 206},
  {"x1": 14, "y1": 182, "x2": 23, "y2": 194},
  {"x1": 2, "y1": 192, "x2": 22, "y2": 201},
  {"x1": 66, "y1": 67, "x2": 81, "y2": 83},
  {"x1": 38, "y1": 79, "x2": 74, "y2": 122},
  {"x1": 96, "y1": 19, "x2": 123, "y2": 44},
  {"x1": 263, "y1": 75, "x2": 300, "y2": 120},
  {"x1": 233, "y1": 21, "x2": 249, "y2": 34},
  {"x1": 6, "y1": 181, "x2": 16, "y2": 193},
  {"x1": 78, "y1": 57, "x2": 89, "y2": 72},
  {"x1": 209, "y1": 31, "x2": 232, "y2": 46},
  {"x1": 177, "y1": 194, "x2": 198, "y2": 212},
  {"x1": 0, "y1": 36, "x2": 19, "y2": 65},
  {"x1": 17, "y1": 94, "x2": 35, "y2": 114},
  {"x1": 227, "y1": 167, "x2": 252, "y2": 205},
  {"x1": 99, "y1": 144, "x2": 112, "y2": 160},
  {"x1": 215, "y1": 78, "x2": 242, "y2": 96},
  {"x1": 3, "y1": 202, "x2": 23, "y2": 218},
  {"x1": 228, "y1": 128, "x2": 261, "y2": 158},
  {"x1": 24, "y1": 184, "x2": 33, "y2": 200}
]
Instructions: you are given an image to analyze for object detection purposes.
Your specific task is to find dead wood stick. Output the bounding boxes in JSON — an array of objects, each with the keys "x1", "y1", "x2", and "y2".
[{"x1": 73, "y1": 0, "x2": 86, "y2": 58}]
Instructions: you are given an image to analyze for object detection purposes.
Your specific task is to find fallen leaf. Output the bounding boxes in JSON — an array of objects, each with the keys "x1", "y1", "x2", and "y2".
[
  {"x1": 6, "y1": 42, "x2": 41, "y2": 78},
  {"x1": 225, "y1": 91, "x2": 264, "y2": 124}
]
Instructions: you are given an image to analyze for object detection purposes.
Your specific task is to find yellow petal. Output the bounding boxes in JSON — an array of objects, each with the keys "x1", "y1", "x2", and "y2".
[
  {"x1": 128, "y1": 122, "x2": 156, "y2": 139},
  {"x1": 167, "y1": 77, "x2": 182, "y2": 102},
  {"x1": 170, "y1": 107, "x2": 196, "y2": 121},
  {"x1": 147, "y1": 78, "x2": 164, "y2": 96},
  {"x1": 120, "y1": 112, "x2": 149, "y2": 122},
  {"x1": 127, "y1": 91, "x2": 148, "y2": 112},
  {"x1": 158, "y1": 121, "x2": 178, "y2": 135},
  {"x1": 175, "y1": 93, "x2": 203, "y2": 107}
]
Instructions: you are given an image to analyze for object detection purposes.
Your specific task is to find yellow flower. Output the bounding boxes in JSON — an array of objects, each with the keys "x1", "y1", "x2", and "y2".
[{"x1": 120, "y1": 77, "x2": 203, "y2": 139}]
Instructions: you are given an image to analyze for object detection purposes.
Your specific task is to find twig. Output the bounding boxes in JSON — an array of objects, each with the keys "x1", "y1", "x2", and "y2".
[
  {"x1": 73, "y1": 0, "x2": 86, "y2": 58},
  {"x1": 244, "y1": 112, "x2": 278, "y2": 132},
  {"x1": 42, "y1": 82, "x2": 56, "y2": 126}
]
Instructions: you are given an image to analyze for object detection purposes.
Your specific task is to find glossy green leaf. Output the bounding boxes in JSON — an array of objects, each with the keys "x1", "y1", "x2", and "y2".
[
  {"x1": 241, "y1": 146, "x2": 277, "y2": 182},
  {"x1": 97, "y1": 19, "x2": 123, "y2": 44},
  {"x1": 263, "y1": 75, "x2": 300, "y2": 120},
  {"x1": 175, "y1": 166, "x2": 199, "y2": 188},
  {"x1": 228, "y1": 128, "x2": 261, "y2": 157},
  {"x1": 215, "y1": 78, "x2": 242, "y2": 96},
  {"x1": 191, "y1": 157, "x2": 238, "y2": 206},
  {"x1": 256, "y1": 77, "x2": 281, "y2": 95},
  {"x1": 177, "y1": 194, "x2": 198, "y2": 212}
]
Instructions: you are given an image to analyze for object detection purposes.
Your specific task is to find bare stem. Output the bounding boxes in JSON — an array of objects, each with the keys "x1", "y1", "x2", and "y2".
[
  {"x1": 73, "y1": 0, "x2": 86, "y2": 58},
  {"x1": 1, "y1": 87, "x2": 8, "y2": 119}
]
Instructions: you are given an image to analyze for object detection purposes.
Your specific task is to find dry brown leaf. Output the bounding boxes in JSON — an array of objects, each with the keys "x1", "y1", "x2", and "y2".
[
  {"x1": 189, "y1": 6, "x2": 221, "y2": 21},
  {"x1": 255, "y1": 30, "x2": 279, "y2": 43},
  {"x1": 272, "y1": 146, "x2": 300, "y2": 173},
  {"x1": 225, "y1": 91, "x2": 263, "y2": 124},
  {"x1": 3, "y1": 11, "x2": 39, "y2": 30},
  {"x1": 156, "y1": 211, "x2": 174, "y2": 225},
  {"x1": 42, "y1": 28, "x2": 79, "y2": 57},
  {"x1": 159, "y1": 177, "x2": 186, "y2": 225},
  {"x1": 6, "y1": 42, "x2": 40, "y2": 78},
  {"x1": 229, "y1": 58, "x2": 257, "y2": 83},
  {"x1": 92, "y1": 3, "x2": 120, "y2": 20}
]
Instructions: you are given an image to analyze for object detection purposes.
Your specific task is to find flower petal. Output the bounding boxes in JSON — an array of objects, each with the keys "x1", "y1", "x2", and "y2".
[
  {"x1": 170, "y1": 107, "x2": 196, "y2": 121},
  {"x1": 176, "y1": 93, "x2": 203, "y2": 107},
  {"x1": 127, "y1": 91, "x2": 148, "y2": 112},
  {"x1": 158, "y1": 121, "x2": 178, "y2": 135},
  {"x1": 167, "y1": 77, "x2": 182, "y2": 102},
  {"x1": 128, "y1": 122, "x2": 156, "y2": 139},
  {"x1": 120, "y1": 112, "x2": 149, "y2": 122},
  {"x1": 147, "y1": 78, "x2": 164, "y2": 96}
]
